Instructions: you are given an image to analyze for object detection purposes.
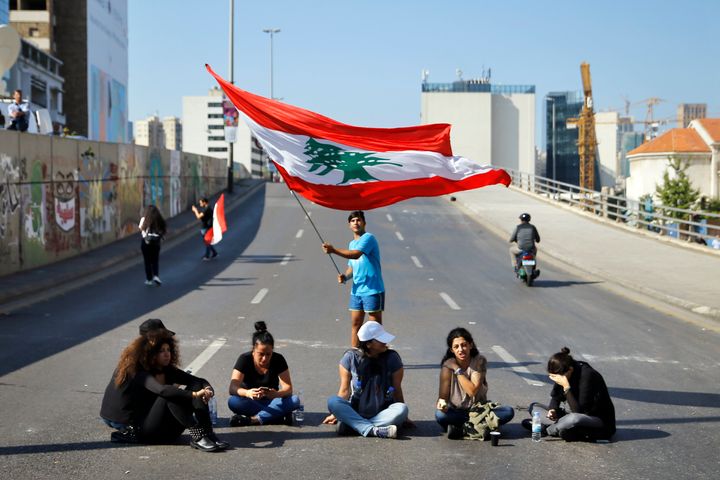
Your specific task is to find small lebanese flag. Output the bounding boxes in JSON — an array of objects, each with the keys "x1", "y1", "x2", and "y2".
[
  {"x1": 206, "y1": 65, "x2": 510, "y2": 210},
  {"x1": 203, "y1": 194, "x2": 227, "y2": 245}
]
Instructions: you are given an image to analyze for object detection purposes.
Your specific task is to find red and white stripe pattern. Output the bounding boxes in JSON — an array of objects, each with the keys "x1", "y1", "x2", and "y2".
[
  {"x1": 203, "y1": 194, "x2": 227, "y2": 245},
  {"x1": 206, "y1": 65, "x2": 510, "y2": 210}
]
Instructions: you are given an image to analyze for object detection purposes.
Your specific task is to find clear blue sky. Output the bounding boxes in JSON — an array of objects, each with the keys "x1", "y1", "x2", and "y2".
[{"x1": 129, "y1": 0, "x2": 719, "y2": 146}]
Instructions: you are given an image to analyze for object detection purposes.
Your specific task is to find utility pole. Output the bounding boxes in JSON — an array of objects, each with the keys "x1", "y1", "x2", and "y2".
[{"x1": 227, "y1": 0, "x2": 234, "y2": 193}]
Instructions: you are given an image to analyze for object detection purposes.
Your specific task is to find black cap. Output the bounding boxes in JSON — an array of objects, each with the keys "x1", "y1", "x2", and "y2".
[{"x1": 139, "y1": 318, "x2": 175, "y2": 336}]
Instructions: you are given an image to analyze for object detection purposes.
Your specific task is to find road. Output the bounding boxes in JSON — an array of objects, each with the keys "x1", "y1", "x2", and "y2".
[{"x1": 0, "y1": 182, "x2": 718, "y2": 479}]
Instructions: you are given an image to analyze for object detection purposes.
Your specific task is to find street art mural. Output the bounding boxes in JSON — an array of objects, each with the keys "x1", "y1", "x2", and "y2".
[{"x1": 0, "y1": 129, "x2": 230, "y2": 277}]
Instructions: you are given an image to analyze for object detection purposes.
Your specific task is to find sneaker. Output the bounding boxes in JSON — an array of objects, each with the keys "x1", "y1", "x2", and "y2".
[
  {"x1": 211, "y1": 251, "x2": 218, "y2": 258},
  {"x1": 283, "y1": 413, "x2": 293, "y2": 426},
  {"x1": 144, "y1": 280, "x2": 154, "y2": 286},
  {"x1": 372, "y1": 425, "x2": 397, "y2": 439},
  {"x1": 447, "y1": 424, "x2": 464, "y2": 440},
  {"x1": 229, "y1": 414, "x2": 251, "y2": 427},
  {"x1": 202, "y1": 256, "x2": 211, "y2": 261},
  {"x1": 152, "y1": 275, "x2": 162, "y2": 286}
]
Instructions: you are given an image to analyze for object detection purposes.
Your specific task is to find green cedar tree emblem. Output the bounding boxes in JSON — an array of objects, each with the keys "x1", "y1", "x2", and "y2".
[{"x1": 304, "y1": 138, "x2": 401, "y2": 184}]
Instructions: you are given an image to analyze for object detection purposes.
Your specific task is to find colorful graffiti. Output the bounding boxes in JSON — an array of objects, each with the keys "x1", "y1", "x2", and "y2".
[{"x1": 0, "y1": 154, "x2": 21, "y2": 239}]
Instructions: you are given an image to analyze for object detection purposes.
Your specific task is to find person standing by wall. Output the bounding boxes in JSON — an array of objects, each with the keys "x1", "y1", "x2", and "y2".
[
  {"x1": 7, "y1": 89, "x2": 29, "y2": 132},
  {"x1": 139, "y1": 205, "x2": 166, "y2": 286}
]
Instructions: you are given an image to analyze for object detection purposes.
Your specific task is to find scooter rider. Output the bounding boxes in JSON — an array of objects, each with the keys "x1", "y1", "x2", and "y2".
[{"x1": 509, "y1": 213, "x2": 540, "y2": 277}]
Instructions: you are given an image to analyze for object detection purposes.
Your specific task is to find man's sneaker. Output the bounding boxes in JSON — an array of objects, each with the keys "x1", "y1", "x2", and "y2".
[
  {"x1": 447, "y1": 424, "x2": 464, "y2": 440},
  {"x1": 144, "y1": 280, "x2": 154, "y2": 286},
  {"x1": 372, "y1": 425, "x2": 397, "y2": 439},
  {"x1": 153, "y1": 275, "x2": 162, "y2": 286},
  {"x1": 229, "y1": 414, "x2": 251, "y2": 427}
]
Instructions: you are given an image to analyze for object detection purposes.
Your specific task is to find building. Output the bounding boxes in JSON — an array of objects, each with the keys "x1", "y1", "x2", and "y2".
[
  {"x1": 53, "y1": 0, "x2": 128, "y2": 142},
  {"x1": 545, "y1": 92, "x2": 582, "y2": 184},
  {"x1": 182, "y1": 87, "x2": 265, "y2": 177},
  {"x1": 1, "y1": 0, "x2": 12, "y2": 94},
  {"x1": 626, "y1": 118, "x2": 720, "y2": 201},
  {"x1": 6, "y1": 37, "x2": 64, "y2": 131},
  {"x1": 134, "y1": 115, "x2": 165, "y2": 149},
  {"x1": 677, "y1": 103, "x2": 706, "y2": 128},
  {"x1": 9, "y1": 0, "x2": 55, "y2": 54},
  {"x1": 421, "y1": 74, "x2": 536, "y2": 174},
  {"x1": 162, "y1": 116, "x2": 182, "y2": 151}
]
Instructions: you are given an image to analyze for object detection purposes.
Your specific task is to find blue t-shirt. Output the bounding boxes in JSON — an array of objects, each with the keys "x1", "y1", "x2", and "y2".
[
  {"x1": 348, "y1": 232, "x2": 384, "y2": 296},
  {"x1": 340, "y1": 349, "x2": 403, "y2": 418}
]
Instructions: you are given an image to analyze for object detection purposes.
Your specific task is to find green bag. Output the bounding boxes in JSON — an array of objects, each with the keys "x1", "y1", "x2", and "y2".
[{"x1": 462, "y1": 401, "x2": 501, "y2": 440}]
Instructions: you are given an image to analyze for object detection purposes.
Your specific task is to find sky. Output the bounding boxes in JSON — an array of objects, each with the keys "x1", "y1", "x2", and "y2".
[{"x1": 128, "y1": 0, "x2": 720, "y2": 147}]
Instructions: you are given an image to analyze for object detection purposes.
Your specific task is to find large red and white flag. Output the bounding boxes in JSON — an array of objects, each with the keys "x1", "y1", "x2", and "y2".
[
  {"x1": 203, "y1": 194, "x2": 227, "y2": 245},
  {"x1": 206, "y1": 65, "x2": 510, "y2": 210}
]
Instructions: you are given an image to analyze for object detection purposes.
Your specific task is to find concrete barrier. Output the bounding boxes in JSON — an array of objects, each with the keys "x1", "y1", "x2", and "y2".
[{"x1": 0, "y1": 130, "x2": 232, "y2": 276}]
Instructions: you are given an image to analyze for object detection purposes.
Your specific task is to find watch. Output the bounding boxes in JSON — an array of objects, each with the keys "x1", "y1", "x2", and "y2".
[{"x1": 454, "y1": 367, "x2": 464, "y2": 376}]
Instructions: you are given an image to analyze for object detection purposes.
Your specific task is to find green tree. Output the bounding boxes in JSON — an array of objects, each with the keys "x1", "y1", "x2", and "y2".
[
  {"x1": 304, "y1": 138, "x2": 401, "y2": 184},
  {"x1": 655, "y1": 156, "x2": 700, "y2": 220}
]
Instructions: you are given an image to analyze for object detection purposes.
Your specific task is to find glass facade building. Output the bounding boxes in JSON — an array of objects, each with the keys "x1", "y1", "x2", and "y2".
[{"x1": 545, "y1": 91, "x2": 582, "y2": 185}]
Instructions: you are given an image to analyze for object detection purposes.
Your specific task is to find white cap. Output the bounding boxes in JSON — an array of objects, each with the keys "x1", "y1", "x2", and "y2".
[{"x1": 357, "y1": 321, "x2": 395, "y2": 344}]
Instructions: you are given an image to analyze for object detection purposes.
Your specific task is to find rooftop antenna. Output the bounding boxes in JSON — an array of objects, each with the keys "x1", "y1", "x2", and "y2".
[
  {"x1": 455, "y1": 68, "x2": 463, "y2": 81},
  {"x1": 421, "y1": 69, "x2": 429, "y2": 83}
]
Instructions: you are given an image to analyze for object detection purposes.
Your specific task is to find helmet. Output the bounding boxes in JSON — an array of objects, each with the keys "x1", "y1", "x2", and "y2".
[{"x1": 519, "y1": 213, "x2": 531, "y2": 222}]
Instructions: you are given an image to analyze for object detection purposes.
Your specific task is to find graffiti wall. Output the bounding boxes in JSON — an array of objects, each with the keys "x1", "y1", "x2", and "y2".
[{"x1": 0, "y1": 130, "x2": 230, "y2": 277}]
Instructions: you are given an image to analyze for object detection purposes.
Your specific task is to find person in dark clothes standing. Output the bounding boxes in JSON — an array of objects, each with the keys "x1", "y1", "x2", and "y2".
[
  {"x1": 522, "y1": 347, "x2": 616, "y2": 441},
  {"x1": 139, "y1": 205, "x2": 166, "y2": 286},
  {"x1": 191, "y1": 197, "x2": 217, "y2": 261},
  {"x1": 100, "y1": 330, "x2": 228, "y2": 451}
]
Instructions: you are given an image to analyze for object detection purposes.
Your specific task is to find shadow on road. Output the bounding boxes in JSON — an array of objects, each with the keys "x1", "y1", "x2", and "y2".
[
  {"x1": 617, "y1": 416, "x2": 720, "y2": 426},
  {"x1": 234, "y1": 255, "x2": 298, "y2": 264},
  {"x1": 487, "y1": 361, "x2": 542, "y2": 370},
  {"x1": 612, "y1": 428, "x2": 671, "y2": 442},
  {"x1": 610, "y1": 387, "x2": 720, "y2": 408},
  {"x1": 531, "y1": 280, "x2": 601, "y2": 288}
]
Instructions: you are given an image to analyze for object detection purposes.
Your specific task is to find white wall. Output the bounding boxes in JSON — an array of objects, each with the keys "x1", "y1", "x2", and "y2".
[
  {"x1": 595, "y1": 111, "x2": 620, "y2": 188},
  {"x1": 626, "y1": 153, "x2": 711, "y2": 201},
  {"x1": 492, "y1": 93, "x2": 535, "y2": 172}
]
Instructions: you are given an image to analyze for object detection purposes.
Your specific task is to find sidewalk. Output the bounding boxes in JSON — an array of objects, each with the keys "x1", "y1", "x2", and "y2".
[
  {"x1": 454, "y1": 185, "x2": 720, "y2": 322},
  {"x1": 0, "y1": 179, "x2": 265, "y2": 312}
]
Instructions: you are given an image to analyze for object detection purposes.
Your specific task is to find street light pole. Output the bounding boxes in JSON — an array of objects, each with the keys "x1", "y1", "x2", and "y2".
[
  {"x1": 227, "y1": 0, "x2": 234, "y2": 193},
  {"x1": 262, "y1": 28, "x2": 281, "y2": 99}
]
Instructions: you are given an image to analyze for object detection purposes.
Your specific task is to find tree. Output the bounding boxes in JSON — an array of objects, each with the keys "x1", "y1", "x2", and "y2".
[{"x1": 654, "y1": 156, "x2": 700, "y2": 221}]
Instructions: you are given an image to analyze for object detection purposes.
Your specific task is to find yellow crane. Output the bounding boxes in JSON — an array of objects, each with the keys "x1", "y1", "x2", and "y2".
[{"x1": 575, "y1": 62, "x2": 597, "y2": 191}]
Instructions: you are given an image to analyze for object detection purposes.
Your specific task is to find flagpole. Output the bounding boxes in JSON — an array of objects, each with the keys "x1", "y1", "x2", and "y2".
[{"x1": 289, "y1": 190, "x2": 342, "y2": 276}]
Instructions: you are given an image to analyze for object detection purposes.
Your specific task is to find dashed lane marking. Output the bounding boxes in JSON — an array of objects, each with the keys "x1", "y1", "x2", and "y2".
[
  {"x1": 395, "y1": 231, "x2": 404, "y2": 241},
  {"x1": 386, "y1": 214, "x2": 393, "y2": 222},
  {"x1": 439, "y1": 292, "x2": 460, "y2": 310},
  {"x1": 184, "y1": 338, "x2": 227, "y2": 375},
  {"x1": 251, "y1": 288, "x2": 269, "y2": 304},
  {"x1": 296, "y1": 229, "x2": 304, "y2": 238},
  {"x1": 281, "y1": 253, "x2": 292, "y2": 266},
  {"x1": 491, "y1": 345, "x2": 545, "y2": 387},
  {"x1": 411, "y1": 256, "x2": 423, "y2": 268}
]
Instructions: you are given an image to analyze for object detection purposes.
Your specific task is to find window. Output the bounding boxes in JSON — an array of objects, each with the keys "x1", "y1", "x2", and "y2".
[
  {"x1": 208, "y1": 147, "x2": 227, "y2": 152},
  {"x1": 207, "y1": 124, "x2": 223, "y2": 130},
  {"x1": 207, "y1": 113, "x2": 223, "y2": 119},
  {"x1": 208, "y1": 102, "x2": 222, "y2": 108},
  {"x1": 207, "y1": 136, "x2": 225, "y2": 141}
]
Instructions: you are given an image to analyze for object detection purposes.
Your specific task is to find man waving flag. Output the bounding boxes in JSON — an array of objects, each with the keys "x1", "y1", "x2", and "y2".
[
  {"x1": 203, "y1": 193, "x2": 227, "y2": 246},
  {"x1": 205, "y1": 65, "x2": 510, "y2": 211}
]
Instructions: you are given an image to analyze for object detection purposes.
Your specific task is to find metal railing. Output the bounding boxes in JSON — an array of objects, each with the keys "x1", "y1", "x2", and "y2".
[{"x1": 509, "y1": 170, "x2": 720, "y2": 246}]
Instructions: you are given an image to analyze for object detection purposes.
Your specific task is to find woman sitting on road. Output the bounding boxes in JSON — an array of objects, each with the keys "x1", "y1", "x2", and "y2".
[
  {"x1": 139, "y1": 205, "x2": 167, "y2": 286},
  {"x1": 227, "y1": 321, "x2": 300, "y2": 426},
  {"x1": 100, "y1": 330, "x2": 228, "y2": 452},
  {"x1": 435, "y1": 327, "x2": 515, "y2": 439},
  {"x1": 522, "y1": 347, "x2": 616, "y2": 441},
  {"x1": 323, "y1": 321, "x2": 409, "y2": 439}
]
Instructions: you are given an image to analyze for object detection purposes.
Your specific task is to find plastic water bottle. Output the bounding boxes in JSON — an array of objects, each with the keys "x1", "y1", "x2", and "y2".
[
  {"x1": 531, "y1": 411, "x2": 542, "y2": 442},
  {"x1": 294, "y1": 388, "x2": 304, "y2": 425},
  {"x1": 208, "y1": 396, "x2": 218, "y2": 425}
]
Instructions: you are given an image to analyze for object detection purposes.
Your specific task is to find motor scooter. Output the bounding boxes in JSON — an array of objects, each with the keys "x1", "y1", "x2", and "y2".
[{"x1": 515, "y1": 251, "x2": 539, "y2": 286}]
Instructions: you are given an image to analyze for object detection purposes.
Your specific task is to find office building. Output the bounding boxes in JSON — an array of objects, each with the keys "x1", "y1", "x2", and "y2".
[
  {"x1": 677, "y1": 103, "x2": 706, "y2": 128},
  {"x1": 1, "y1": 0, "x2": 12, "y2": 94},
  {"x1": 134, "y1": 115, "x2": 165, "y2": 149},
  {"x1": 421, "y1": 73, "x2": 536, "y2": 174},
  {"x1": 545, "y1": 92, "x2": 582, "y2": 184},
  {"x1": 9, "y1": 0, "x2": 55, "y2": 54},
  {"x1": 162, "y1": 116, "x2": 182, "y2": 151}
]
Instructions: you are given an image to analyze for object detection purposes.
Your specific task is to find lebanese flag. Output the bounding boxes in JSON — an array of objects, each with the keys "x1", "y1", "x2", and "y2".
[
  {"x1": 206, "y1": 65, "x2": 510, "y2": 210},
  {"x1": 203, "y1": 194, "x2": 227, "y2": 245}
]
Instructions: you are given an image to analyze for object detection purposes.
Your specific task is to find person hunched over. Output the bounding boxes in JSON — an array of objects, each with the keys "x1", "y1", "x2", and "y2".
[
  {"x1": 100, "y1": 330, "x2": 228, "y2": 452},
  {"x1": 227, "y1": 321, "x2": 301, "y2": 426},
  {"x1": 522, "y1": 347, "x2": 616, "y2": 441}
]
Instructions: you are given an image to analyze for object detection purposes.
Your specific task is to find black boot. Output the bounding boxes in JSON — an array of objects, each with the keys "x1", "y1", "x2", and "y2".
[
  {"x1": 188, "y1": 425, "x2": 220, "y2": 452},
  {"x1": 111, "y1": 425, "x2": 139, "y2": 444}
]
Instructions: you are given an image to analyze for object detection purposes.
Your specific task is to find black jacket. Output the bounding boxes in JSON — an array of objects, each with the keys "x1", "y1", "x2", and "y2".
[{"x1": 549, "y1": 361, "x2": 616, "y2": 438}]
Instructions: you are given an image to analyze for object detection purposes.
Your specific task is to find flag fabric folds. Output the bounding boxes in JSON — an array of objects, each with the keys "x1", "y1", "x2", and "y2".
[
  {"x1": 206, "y1": 64, "x2": 511, "y2": 211},
  {"x1": 203, "y1": 193, "x2": 227, "y2": 245}
]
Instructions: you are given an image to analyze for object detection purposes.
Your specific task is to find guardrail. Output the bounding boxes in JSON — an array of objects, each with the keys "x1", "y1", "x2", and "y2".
[{"x1": 509, "y1": 170, "x2": 720, "y2": 246}]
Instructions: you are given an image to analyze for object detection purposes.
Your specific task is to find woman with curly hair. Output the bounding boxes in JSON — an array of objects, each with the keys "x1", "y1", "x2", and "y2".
[
  {"x1": 139, "y1": 205, "x2": 167, "y2": 286},
  {"x1": 100, "y1": 330, "x2": 228, "y2": 452}
]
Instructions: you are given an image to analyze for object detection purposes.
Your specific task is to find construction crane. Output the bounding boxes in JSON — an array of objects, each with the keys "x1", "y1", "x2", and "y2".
[{"x1": 568, "y1": 62, "x2": 598, "y2": 191}]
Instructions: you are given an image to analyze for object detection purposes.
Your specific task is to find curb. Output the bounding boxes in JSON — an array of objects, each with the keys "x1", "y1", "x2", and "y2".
[
  {"x1": 0, "y1": 180, "x2": 266, "y2": 312},
  {"x1": 452, "y1": 194, "x2": 720, "y2": 326}
]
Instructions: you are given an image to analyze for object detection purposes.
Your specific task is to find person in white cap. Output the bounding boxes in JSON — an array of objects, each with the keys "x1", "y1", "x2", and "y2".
[{"x1": 322, "y1": 321, "x2": 408, "y2": 439}]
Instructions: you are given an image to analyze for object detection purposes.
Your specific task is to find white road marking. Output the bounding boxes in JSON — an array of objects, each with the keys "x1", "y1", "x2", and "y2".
[
  {"x1": 411, "y1": 256, "x2": 423, "y2": 268},
  {"x1": 295, "y1": 229, "x2": 304, "y2": 238},
  {"x1": 386, "y1": 214, "x2": 393, "y2": 222},
  {"x1": 395, "y1": 231, "x2": 404, "y2": 241},
  {"x1": 581, "y1": 353, "x2": 680, "y2": 364},
  {"x1": 439, "y1": 292, "x2": 461, "y2": 310},
  {"x1": 184, "y1": 338, "x2": 227, "y2": 374},
  {"x1": 491, "y1": 345, "x2": 545, "y2": 387},
  {"x1": 281, "y1": 253, "x2": 292, "y2": 266},
  {"x1": 251, "y1": 288, "x2": 269, "y2": 304}
]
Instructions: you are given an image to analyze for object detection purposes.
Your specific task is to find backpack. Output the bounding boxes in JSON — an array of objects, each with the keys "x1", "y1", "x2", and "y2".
[
  {"x1": 347, "y1": 349, "x2": 395, "y2": 418},
  {"x1": 462, "y1": 401, "x2": 501, "y2": 440}
]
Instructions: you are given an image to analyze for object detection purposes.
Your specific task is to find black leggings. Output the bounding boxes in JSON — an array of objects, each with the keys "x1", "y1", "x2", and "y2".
[
  {"x1": 141, "y1": 241, "x2": 161, "y2": 280},
  {"x1": 139, "y1": 381, "x2": 212, "y2": 443}
]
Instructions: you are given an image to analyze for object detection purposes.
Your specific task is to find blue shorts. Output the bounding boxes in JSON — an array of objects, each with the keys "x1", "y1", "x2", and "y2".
[{"x1": 349, "y1": 292, "x2": 385, "y2": 313}]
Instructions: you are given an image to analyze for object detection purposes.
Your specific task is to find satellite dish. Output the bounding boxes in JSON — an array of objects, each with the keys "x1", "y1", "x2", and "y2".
[{"x1": 0, "y1": 25, "x2": 22, "y2": 84}]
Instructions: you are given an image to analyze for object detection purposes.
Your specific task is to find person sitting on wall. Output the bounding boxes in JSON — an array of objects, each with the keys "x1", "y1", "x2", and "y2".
[{"x1": 7, "y1": 89, "x2": 29, "y2": 132}]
